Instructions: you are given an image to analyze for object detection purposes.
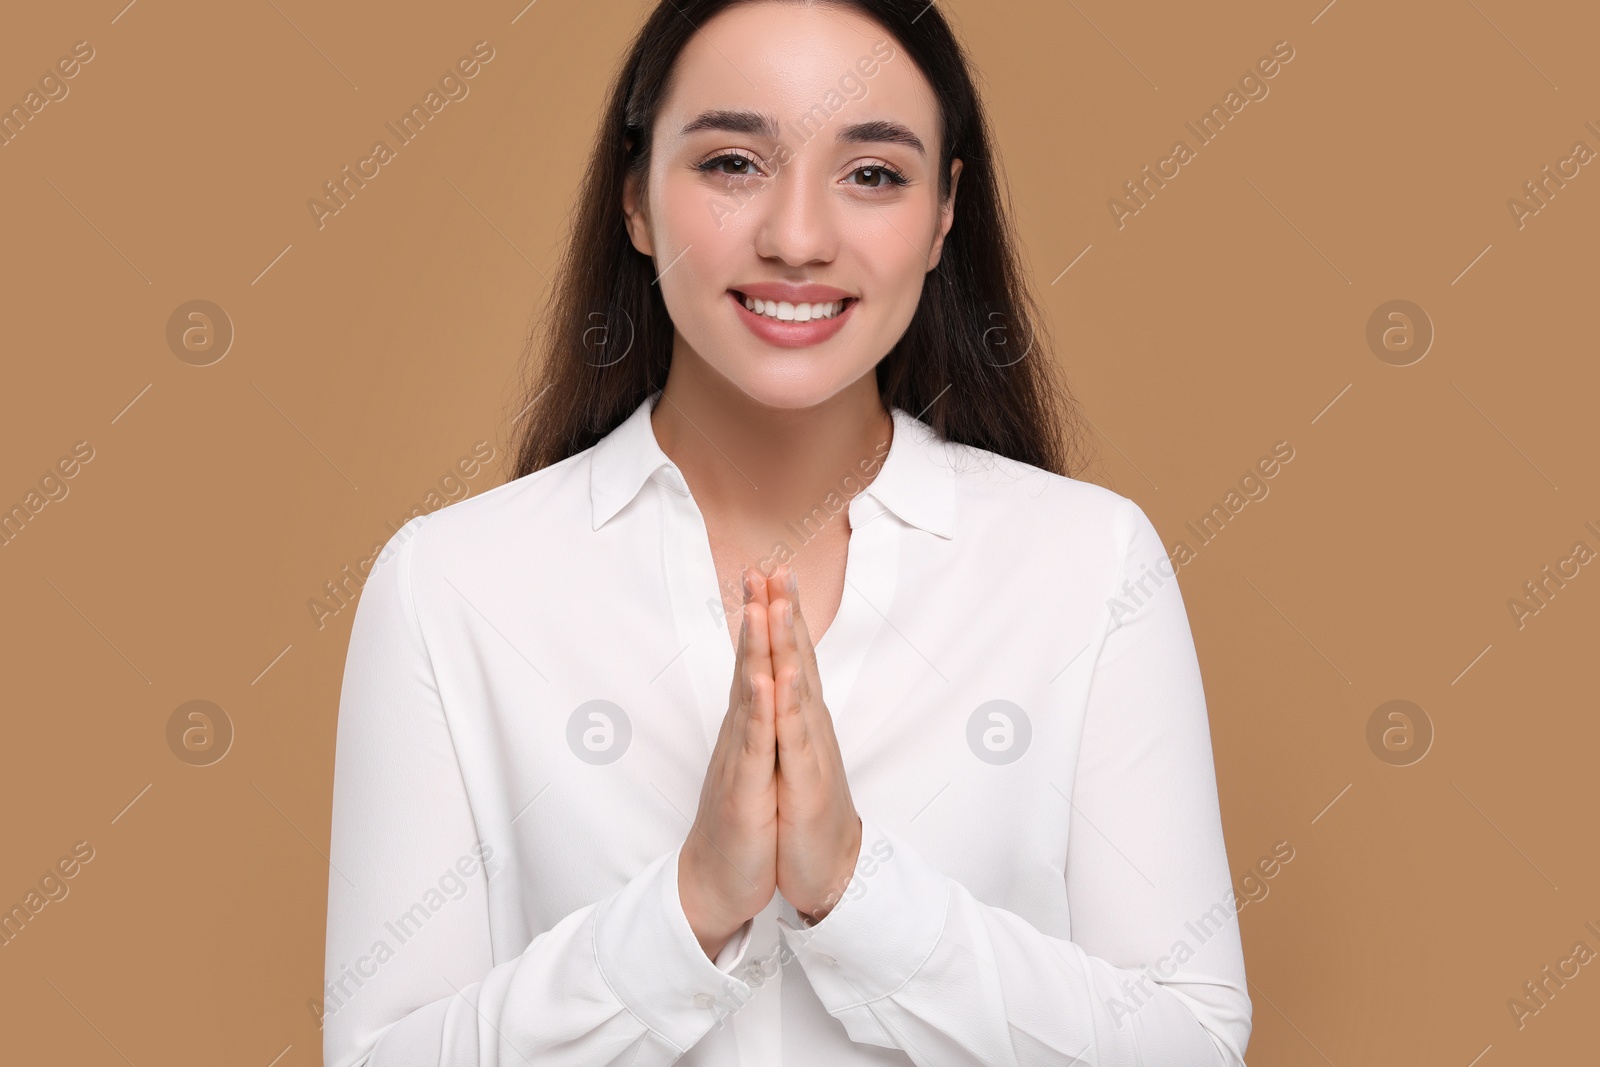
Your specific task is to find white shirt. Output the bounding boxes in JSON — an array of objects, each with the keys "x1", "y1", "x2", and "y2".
[{"x1": 324, "y1": 391, "x2": 1251, "y2": 1067}]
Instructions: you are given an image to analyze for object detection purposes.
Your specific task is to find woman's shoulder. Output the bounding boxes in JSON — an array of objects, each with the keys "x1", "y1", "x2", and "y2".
[
  {"x1": 939, "y1": 433, "x2": 1140, "y2": 544},
  {"x1": 370, "y1": 444, "x2": 596, "y2": 576}
]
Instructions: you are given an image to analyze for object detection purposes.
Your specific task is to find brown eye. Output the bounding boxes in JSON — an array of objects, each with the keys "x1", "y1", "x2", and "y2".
[
  {"x1": 697, "y1": 153, "x2": 763, "y2": 178},
  {"x1": 848, "y1": 164, "x2": 909, "y2": 189}
]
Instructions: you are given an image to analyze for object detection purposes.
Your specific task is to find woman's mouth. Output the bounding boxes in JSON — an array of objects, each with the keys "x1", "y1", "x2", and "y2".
[{"x1": 728, "y1": 289, "x2": 858, "y2": 348}]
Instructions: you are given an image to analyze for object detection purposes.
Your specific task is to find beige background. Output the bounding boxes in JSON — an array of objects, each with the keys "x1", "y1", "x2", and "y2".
[{"x1": 2, "y1": 0, "x2": 1596, "y2": 1063}]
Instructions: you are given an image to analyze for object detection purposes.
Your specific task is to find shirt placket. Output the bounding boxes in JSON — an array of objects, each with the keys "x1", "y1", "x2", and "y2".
[
  {"x1": 659, "y1": 470, "x2": 900, "y2": 755},
  {"x1": 657, "y1": 467, "x2": 786, "y2": 1064},
  {"x1": 659, "y1": 465, "x2": 901, "y2": 1065}
]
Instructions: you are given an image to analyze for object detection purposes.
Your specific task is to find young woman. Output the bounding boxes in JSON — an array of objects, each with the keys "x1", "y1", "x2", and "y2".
[{"x1": 324, "y1": 2, "x2": 1251, "y2": 1065}]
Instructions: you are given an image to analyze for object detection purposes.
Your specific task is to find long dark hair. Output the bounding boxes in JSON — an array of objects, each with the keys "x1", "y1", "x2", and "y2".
[{"x1": 508, "y1": 0, "x2": 1092, "y2": 481}]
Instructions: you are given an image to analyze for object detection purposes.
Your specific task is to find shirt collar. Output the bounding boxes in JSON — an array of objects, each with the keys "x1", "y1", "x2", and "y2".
[{"x1": 590, "y1": 391, "x2": 958, "y2": 539}]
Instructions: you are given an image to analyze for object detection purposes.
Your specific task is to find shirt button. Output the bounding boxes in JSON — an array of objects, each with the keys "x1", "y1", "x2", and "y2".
[
  {"x1": 693, "y1": 993, "x2": 714, "y2": 1008},
  {"x1": 818, "y1": 953, "x2": 837, "y2": 967}
]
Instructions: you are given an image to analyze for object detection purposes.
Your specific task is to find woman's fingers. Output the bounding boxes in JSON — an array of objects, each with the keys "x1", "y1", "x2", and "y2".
[
  {"x1": 739, "y1": 566, "x2": 778, "y2": 751},
  {"x1": 740, "y1": 600, "x2": 777, "y2": 760},
  {"x1": 767, "y1": 567, "x2": 824, "y2": 693},
  {"x1": 766, "y1": 564, "x2": 862, "y2": 919},
  {"x1": 771, "y1": 606, "x2": 811, "y2": 764},
  {"x1": 721, "y1": 576, "x2": 752, "y2": 739},
  {"x1": 745, "y1": 565, "x2": 771, "y2": 611},
  {"x1": 766, "y1": 565, "x2": 830, "y2": 748},
  {"x1": 686, "y1": 565, "x2": 782, "y2": 939},
  {"x1": 729, "y1": 573, "x2": 776, "y2": 762}
]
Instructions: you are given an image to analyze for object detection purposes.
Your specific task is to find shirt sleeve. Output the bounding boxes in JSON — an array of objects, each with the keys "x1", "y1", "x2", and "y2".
[
  {"x1": 774, "y1": 497, "x2": 1252, "y2": 1066},
  {"x1": 324, "y1": 517, "x2": 760, "y2": 1067}
]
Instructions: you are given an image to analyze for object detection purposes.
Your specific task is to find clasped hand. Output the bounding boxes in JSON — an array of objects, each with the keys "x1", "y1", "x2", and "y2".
[{"x1": 680, "y1": 563, "x2": 863, "y2": 957}]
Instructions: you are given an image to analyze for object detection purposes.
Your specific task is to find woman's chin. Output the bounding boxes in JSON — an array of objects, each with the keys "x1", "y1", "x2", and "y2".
[{"x1": 719, "y1": 373, "x2": 864, "y2": 413}]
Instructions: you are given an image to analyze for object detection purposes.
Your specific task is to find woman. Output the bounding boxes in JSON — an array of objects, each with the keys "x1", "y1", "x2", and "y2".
[{"x1": 324, "y1": 1, "x2": 1251, "y2": 1064}]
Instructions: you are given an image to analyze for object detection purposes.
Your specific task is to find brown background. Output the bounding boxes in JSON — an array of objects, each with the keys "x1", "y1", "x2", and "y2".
[{"x1": 2, "y1": 0, "x2": 1596, "y2": 1063}]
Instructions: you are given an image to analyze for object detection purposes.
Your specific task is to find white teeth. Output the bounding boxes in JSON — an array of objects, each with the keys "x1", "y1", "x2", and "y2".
[{"x1": 740, "y1": 294, "x2": 847, "y2": 322}]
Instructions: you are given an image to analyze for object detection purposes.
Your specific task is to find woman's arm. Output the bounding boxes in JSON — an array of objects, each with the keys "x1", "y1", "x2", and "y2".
[
  {"x1": 774, "y1": 498, "x2": 1252, "y2": 1066},
  {"x1": 324, "y1": 518, "x2": 758, "y2": 1067}
]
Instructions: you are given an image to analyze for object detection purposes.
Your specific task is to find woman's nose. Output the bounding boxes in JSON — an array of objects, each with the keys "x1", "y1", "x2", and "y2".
[{"x1": 751, "y1": 168, "x2": 838, "y2": 266}]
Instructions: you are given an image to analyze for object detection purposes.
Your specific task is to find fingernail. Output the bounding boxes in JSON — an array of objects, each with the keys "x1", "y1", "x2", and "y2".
[
  {"x1": 785, "y1": 602, "x2": 793, "y2": 627},
  {"x1": 742, "y1": 573, "x2": 752, "y2": 600},
  {"x1": 786, "y1": 570, "x2": 798, "y2": 595}
]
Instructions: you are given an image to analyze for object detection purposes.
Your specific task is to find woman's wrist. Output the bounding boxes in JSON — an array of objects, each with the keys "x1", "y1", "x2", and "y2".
[{"x1": 678, "y1": 851, "x2": 746, "y2": 958}]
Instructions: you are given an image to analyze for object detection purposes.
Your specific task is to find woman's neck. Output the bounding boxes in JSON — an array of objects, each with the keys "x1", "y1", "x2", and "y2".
[{"x1": 649, "y1": 362, "x2": 893, "y2": 533}]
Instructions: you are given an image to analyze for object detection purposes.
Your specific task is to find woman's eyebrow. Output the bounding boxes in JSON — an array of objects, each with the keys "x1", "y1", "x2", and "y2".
[
  {"x1": 681, "y1": 108, "x2": 780, "y2": 139},
  {"x1": 680, "y1": 109, "x2": 926, "y2": 157},
  {"x1": 838, "y1": 118, "x2": 925, "y2": 157}
]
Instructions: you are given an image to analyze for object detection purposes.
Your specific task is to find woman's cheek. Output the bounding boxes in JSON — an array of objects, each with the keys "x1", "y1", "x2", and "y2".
[
  {"x1": 678, "y1": 174, "x2": 757, "y2": 246},
  {"x1": 866, "y1": 249, "x2": 930, "y2": 325},
  {"x1": 660, "y1": 178, "x2": 712, "y2": 245}
]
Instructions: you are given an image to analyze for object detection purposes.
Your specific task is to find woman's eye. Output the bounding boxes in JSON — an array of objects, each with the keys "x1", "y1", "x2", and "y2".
[
  {"x1": 698, "y1": 154, "x2": 763, "y2": 178},
  {"x1": 847, "y1": 164, "x2": 910, "y2": 189},
  {"x1": 696, "y1": 154, "x2": 908, "y2": 189}
]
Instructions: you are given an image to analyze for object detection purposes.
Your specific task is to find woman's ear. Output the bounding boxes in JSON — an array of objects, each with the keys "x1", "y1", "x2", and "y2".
[
  {"x1": 621, "y1": 170, "x2": 655, "y2": 257},
  {"x1": 927, "y1": 157, "x2": 963, "y2": 272}
]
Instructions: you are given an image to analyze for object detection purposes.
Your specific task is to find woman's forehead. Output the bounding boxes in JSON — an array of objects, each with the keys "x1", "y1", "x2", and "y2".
[{"x1": 661, "y1": 4, "x2": 937, "y2": 141}]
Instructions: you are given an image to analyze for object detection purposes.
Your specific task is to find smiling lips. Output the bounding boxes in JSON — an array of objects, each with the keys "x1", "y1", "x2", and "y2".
[
  {"x1": 728, "y1": 283, "x2": 858, "y2": 348},
  {"x1": 740, "y1": 293, "x2": 849, "y2": 322}
]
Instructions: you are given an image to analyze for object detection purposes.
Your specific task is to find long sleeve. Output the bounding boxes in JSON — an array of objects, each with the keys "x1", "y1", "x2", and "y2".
[
  {"x1": 775, "y1": 498, "x2": 1251, "y2": 1066},
  {"x1": 323, "y1": 518, "x2": 760, "y2": 1067}
]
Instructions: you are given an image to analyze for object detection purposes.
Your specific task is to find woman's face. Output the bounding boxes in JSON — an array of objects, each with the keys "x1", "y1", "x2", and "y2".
[{"x1": 623, "y1": 2, "x2": 961, "y2": 411}]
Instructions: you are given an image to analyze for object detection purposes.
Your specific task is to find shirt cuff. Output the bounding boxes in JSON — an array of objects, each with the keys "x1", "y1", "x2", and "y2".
[
  {"x1": 775, "y1": 814, "x2": 949, "y2": 1011},
  {"x1": 592, "y1": 843, "x2": 757, "y2": 1052}
]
